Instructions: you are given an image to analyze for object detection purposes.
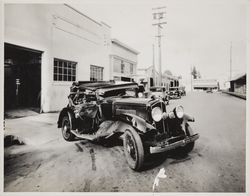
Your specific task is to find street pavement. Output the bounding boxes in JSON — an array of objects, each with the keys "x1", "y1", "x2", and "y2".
[{"x1": 4, "y1": 91, "x2": 246, "y2": 192}]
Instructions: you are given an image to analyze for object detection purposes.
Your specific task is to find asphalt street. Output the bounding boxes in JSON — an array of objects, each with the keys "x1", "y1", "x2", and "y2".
[{"x1": 4, "y1": 91, "x2": 246, "y2": 192}]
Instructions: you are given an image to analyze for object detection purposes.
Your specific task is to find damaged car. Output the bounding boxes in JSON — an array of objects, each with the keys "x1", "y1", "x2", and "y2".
[
  {"x1": 149, "y1": 86, "x2": 169, "y2": 105},
  {"x1": 57, "y1": 81, "x2": 199, "y2": 171}
]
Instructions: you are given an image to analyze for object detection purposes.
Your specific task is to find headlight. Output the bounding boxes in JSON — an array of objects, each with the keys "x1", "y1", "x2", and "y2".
[
  {"x1": 151, "y1": 107, "x2": 163, "y2": 122},
  {"x1": 174, "y1": 105, "x2": 184, "y2": 118}
]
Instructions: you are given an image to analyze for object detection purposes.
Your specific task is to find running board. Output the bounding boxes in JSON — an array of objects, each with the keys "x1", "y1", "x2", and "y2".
[{"x1": 71, "y1": 130, "x2": 97, "y2": 141}]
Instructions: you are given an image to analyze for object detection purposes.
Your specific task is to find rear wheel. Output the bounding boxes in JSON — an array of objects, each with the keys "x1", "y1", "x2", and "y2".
[
  {"x1": 123, "y1": 128, "x2": 144, "y2": 171},
  {"x1": 61, "y1": 115, "x2": 75, "y2": 141}
]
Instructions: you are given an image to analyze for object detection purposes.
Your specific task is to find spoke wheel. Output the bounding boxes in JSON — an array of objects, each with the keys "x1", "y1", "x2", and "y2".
[
  {"x1": 123, "y1": 128, "x2": 144, "y2": 171},
  {"x1": 61, "y1": 115, "x2": 75, "y2": 141}
]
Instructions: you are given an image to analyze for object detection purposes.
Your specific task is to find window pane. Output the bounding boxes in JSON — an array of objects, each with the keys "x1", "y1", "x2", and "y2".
[
  {"x1": 59, "y1": 67, "x2": 62, "y2": 74},
  {"x1": 54, "y1": 59, "x2": 77, "y2": 81},
  {"x1": 90, "y1": 65, "x2": 103, "y2": 81},
  {"x1": 54, "y1": 66, "x2": 57, "y2": 74}
]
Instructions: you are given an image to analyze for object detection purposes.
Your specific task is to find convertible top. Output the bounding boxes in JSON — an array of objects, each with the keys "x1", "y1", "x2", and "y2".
[{"x1": 71, "y1": 81, "x2": 138, "y2": 91}]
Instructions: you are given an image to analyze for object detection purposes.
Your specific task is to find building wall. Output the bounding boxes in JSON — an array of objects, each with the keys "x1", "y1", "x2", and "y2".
[
  {"x1": 5, "y1": 4, "x2": 111, "y2": 112},
  {"x1": 110, "y1": 41, "x2": 138, "y2": 81},
  {"x1": 231, "y1": 77, "x2": 246, "y2": 95},
  {"x1": 234, "y1": 83, "x2": 246, "y2": 94}
]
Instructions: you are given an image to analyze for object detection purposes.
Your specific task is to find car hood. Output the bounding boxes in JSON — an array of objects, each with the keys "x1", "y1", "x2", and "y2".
[{"x1": 113, "y1": 97, "x2": 159, "y2": 106}]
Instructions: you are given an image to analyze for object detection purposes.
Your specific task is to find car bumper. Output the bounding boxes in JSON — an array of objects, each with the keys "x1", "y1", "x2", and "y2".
[{"x1": 149, "y1": 133, "x2": 199, "y2": 154}]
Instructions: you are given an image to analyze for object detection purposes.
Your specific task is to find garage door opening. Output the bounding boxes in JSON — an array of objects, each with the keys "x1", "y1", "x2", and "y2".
[{"x1": 4, "y1": 43, "x2": 42, "y2": 115}]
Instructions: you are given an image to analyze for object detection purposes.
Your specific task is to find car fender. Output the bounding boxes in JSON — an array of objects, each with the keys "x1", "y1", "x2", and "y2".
[
  {"x1": 183, "y1": 113, "x2": 195, "y2": 122},
  {"x1": 118, "y1": 113, "x2": 156, "y2": 134},
  {"x1": 57, "y1": 107, "x2": 77, "y2": 130}
]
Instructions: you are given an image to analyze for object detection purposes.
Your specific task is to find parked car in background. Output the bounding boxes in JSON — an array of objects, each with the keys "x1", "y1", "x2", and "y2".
[
  {"x1": 179, "y1": 86, "x2": 186, "y2": 96},
  {"x1": 168, "y1": 87, "x2": 181, "y2": 99},
  {"x1": 57, "y1": 81, "x2": 199, "y2": 171},
  {"x1": 149, "y1": 86, "x2": 169, "y2": 105},
  {"x1": 206, "y1": 88, "x2": 213, "y2": 93}
]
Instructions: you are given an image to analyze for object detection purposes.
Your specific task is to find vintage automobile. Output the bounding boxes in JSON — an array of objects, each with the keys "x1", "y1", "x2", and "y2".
[
  {"x1": 179, "y1": 86, "x2": 186, "y2": 96},
  {"x1": 149, "y1": 86, "x2": 169, "y2": 105},
  {"x1": 57, "y1": 81, "x2": 199, "y2": 171},
  {"x1": 206, "y1": 88, "x2": 213, "y2": 93},
  {"x1": 168, "y1": 87, "x2": 181, "y2": 99}
]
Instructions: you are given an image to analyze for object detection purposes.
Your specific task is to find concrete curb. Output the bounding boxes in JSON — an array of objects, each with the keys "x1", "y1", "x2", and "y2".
[{"x1": 221, "y1": 90, "x2": 246, "y2": 100}]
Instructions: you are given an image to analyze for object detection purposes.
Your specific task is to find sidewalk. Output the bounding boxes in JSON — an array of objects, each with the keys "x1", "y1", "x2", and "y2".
[
  {"x1": 4, "y1": 112, "x2": 61, "y2": 146},
  {"x1": 221, "y1": 90, "x2": 246, "y2": 100}
]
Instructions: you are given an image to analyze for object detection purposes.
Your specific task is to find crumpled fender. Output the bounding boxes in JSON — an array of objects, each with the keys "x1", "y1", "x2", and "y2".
[
  {"x1": 118, "y1": 113, "x2": 156, "y2": 134},
  {"x1": 183, "y1": 113, "x2": 195, "y2": 122},
  {"x1": 57, "y1": 107, "x2": 77, "y2": 130}
]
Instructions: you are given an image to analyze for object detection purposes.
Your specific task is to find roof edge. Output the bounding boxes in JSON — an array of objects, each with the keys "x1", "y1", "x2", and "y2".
[
  {"x1": 65, "y1": 4, "x2": 102, "y2": 26},
  {"x1": 112, "y1": 38, "x2": 139, "y2": 55}
]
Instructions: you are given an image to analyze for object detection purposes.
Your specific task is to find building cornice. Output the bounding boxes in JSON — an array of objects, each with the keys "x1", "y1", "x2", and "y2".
[
  {"x1": 111, "y1": 39, "x2": 139, "y2": 55},
  {"x1": 110, "y1": 54, "x2": 137, "y2": 65},
  {"x1": 65, "y1": 4, "x2": 102, "y2": 26}
]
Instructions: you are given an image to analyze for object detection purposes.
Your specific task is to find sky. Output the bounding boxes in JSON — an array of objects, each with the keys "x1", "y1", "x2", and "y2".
[{"x1": 71, "y1": 0, "x2": 247, "y2": 87}]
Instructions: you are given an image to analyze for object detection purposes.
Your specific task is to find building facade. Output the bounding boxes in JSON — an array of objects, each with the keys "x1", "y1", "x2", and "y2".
[
  {"x1": 110, "y1": 39, "x2": 139, "y2": 82},
  {"x1": 135, "y1": 66, "x2": 180, "y2": 91},
  {"x1": 4, "y1": 4, "x2": 137, "y2": 112},
  {"x1": 162, "y1": 72, "x2": 180, "y2": 90},
  {"x1": 229, "y1": 74, "x2": 246, "y2": 95},
  {"x1": 192, "y1": 79, "x2": 219, "y2": 90}
]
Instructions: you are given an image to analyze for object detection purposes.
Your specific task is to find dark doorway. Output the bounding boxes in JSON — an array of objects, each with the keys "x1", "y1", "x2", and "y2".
[{"x1": 4, "y1": 43, "x2": 42, "y2": 111}]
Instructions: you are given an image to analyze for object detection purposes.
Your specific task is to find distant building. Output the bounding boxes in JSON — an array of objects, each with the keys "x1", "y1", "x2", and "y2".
[
  {"x1": 193, "y1": 79, "x2": 219, "y2": 90},
  {"x1": 135, "y1": 67, "x2": 179, "y2": 91},
  {"x1": 229, "y1": 74, "x2": 246, "y2": 95},
  {"x1": 162, "y1": 71, "x2": 180, "y2": 90},
  {"x1": 135, "y1": 66, "x2": 156, "y2": 91},
  {"x1": 110, "y1": 39, "x2": 139, "y2": 82}
]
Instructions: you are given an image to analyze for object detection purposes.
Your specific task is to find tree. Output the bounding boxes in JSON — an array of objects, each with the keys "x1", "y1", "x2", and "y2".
[
  {"x1": 191, "y1": 66, "x2": 198, "y2": 79},
  {"x1": 197, "y1": 71, "x2": 201, "y2": 79},
  {"x1": 163, "y1": 70, "x2": 172, "y2": 76}
]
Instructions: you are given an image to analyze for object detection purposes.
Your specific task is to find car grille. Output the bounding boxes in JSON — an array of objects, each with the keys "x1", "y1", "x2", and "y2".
[{"x1": 150, "y1": 101, "x2": 168, "y2": 134}]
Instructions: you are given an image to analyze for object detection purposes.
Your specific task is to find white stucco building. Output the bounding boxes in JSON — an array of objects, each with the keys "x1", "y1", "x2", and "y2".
[
  {"x1": 110, "y1": 39, "x2": 139, "y2": 82},
  {"x1": 4, "y1": 4, "x2": 138, "y2": 112}
]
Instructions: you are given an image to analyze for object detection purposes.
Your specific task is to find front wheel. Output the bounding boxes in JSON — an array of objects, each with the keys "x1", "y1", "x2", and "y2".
[
  {"x1": 176, "y1": 123, "x2": 195, "y2": 154},
  {"x1": 123, "y1": 128, "x2": 144, "y2": 171},
  {"x1": 61, "y1": 115, "x2": 75, "y2": 141}
]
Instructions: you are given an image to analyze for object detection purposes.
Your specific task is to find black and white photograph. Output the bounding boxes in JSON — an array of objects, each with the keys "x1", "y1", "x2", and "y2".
[{"x1": 1, "y1": 0, "x2": 249, "y2": 194}]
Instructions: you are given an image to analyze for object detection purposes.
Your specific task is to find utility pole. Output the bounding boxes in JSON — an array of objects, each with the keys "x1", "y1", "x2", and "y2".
[
  {"x1": 230, "y1": 41, "x2": 232, "y2": 80},
  {"x1": 152, "y1": 6, "x2": 166, "y2": 86},
  {"x1": 152, "y1": 44, "x2": 155, "y2": 86},
  {"x1": 190, "y1": 66, "x2": 193, "y2": 92}
]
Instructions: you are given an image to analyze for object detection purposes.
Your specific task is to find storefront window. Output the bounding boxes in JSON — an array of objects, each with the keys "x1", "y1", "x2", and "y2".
[
  {"x1": 130, "y1": 63, "x2": 134, "y2": 74},
  {"x1": 121, "y1": 61, "x2": 125, "y2": 73},
  {"x1": 90, "y1": 65, "x2": 103, "y2": 81}
]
